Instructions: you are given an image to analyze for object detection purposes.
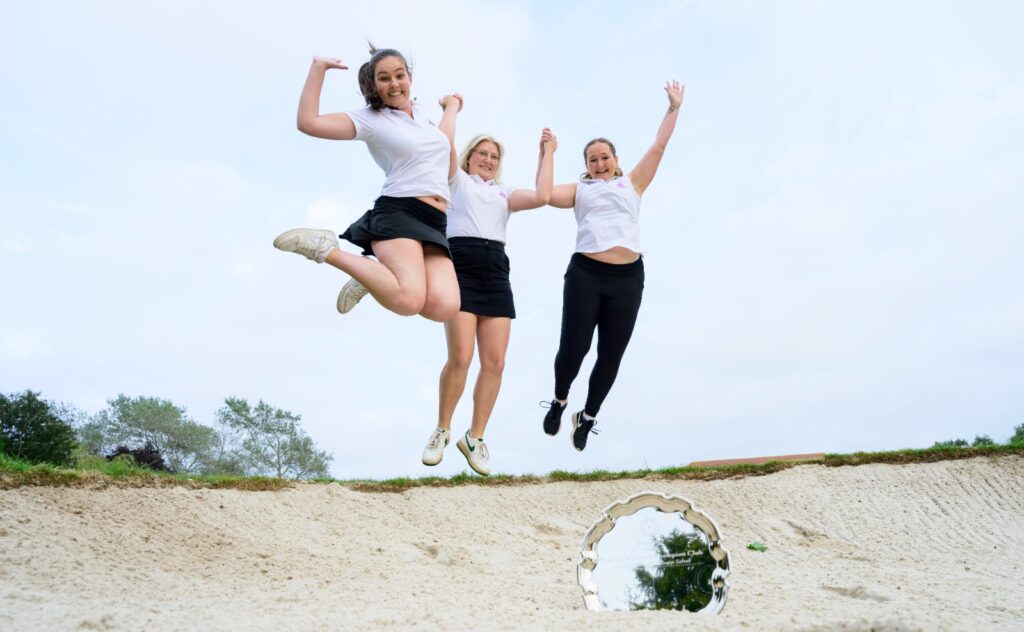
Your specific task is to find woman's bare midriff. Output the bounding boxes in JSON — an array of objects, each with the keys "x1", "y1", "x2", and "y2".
[
  {"x1": 417, "y1": 195, "x2": 447, "y2": 212},
  {"x1": 582, "y1": 246, "x2": 640, "y2": 265}
]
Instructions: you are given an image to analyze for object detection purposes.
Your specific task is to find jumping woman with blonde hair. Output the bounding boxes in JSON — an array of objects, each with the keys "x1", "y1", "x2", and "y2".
[
  {"x1": 273, "y1": 46, "x2": 463, "y2": 322},
  {"x1": 541, "y1": 80, "x2": 684, "y2": 452},
  {"x1": 421, "y1": 127, "x2": 558, "y2": 475}
]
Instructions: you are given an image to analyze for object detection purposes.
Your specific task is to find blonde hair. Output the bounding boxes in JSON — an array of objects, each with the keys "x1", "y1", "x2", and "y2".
[
  {"x1": 459, "y1": 134, "x2": 505, "y2": 184},
  {"x1": 581, "y1": 137, "x2": 624, "y2": 179}
]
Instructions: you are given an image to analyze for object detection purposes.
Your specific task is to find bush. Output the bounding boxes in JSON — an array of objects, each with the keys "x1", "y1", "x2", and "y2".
[
  {"x1": 1010, "y1": 424, "x2": 1024, "y2": 446},
  {"x1": 0, "y1": 391, "x2": 76, "y2": 466},
  {"x1": 932, "y1": 438, "x2": 969, "y2": 449},
  {"x1": 971, "y1": 434, "x2": 995, "y2": 447},
  {"x1": 106, "y1": 442, "x2": 170, "y2": 472}
]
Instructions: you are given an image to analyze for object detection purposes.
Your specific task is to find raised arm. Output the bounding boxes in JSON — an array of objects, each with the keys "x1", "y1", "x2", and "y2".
[
  {"x1": 296, "y1": 57, "x2": 358, "y2": 140},
  {"x1": 437, "y1": 94, "x2": 463, "y2": 179},
  {"x1": 509, "y1": 129, "x2": 558, "y2": 212},
  {"x1": 628, "y1": 80, "x2": 684, "y2": 195}
]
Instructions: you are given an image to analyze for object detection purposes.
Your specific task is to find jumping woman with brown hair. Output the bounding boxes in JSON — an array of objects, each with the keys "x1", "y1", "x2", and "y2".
[
  {"x1": 273, "y1": 46, "x2": 463, "y2": 322},
  {"x1": 541, "y1": 80, "x2": 684, "y2": 452}
]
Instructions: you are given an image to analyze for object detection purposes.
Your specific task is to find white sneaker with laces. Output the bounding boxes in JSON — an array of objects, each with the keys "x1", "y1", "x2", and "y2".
[
  {"x1": 456, "y1": 431, "x2": 491, "y2": 476},
  {"x1": 421, "y1": 428, "x2": 450, "y2": 466},
  {"x1": 272, "y1": 228, "x2": 338, "y2": 264},
  {"x1": 337, "y1": 278, "x2": 370, "y2": 314}
]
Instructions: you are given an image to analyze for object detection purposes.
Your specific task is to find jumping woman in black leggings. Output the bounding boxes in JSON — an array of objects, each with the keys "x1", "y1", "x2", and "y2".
[{"x1": 542, "y1": 80, "x2": 684, "y2": 451}]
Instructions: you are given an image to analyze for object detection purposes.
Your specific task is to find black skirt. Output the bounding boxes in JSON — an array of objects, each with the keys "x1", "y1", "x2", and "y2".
[
  {"x1": 449, "y1": 237, "x2": 516, "y2": 318},
  {"x1": 340, "y1": 196, "x2": 450, "y2": 257}
]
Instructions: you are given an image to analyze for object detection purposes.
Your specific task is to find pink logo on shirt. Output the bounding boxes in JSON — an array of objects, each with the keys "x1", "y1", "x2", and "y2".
[
  {"x1": 499, "y1": 192, "x2": 507, "y2": 198},
  {"x1": 617, "y1": 182, "x2": 625, "y2": 189}
]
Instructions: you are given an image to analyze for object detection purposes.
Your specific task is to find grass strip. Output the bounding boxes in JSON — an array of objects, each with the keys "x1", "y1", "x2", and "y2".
[{"x1": 2, "y1": 444, "x2": 1021, "y2": 493}]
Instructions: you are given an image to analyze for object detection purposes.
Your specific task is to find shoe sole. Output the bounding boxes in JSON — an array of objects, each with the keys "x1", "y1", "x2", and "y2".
[
  {"x1": 272, "y1": 228, "x2": 316, "y2": 250},
  {"x1": 456, "y1": 438, "x2": 490, "y2": 476},
  {"x1": 272, "y1": 228, "x2": 337, "y2": 262},
  {"x1": 422, "y1": 438, "x2": 448, "y2": 466},
  {"x1": 571, "y1": 411, "x2": 585, "y2": 452},
  {"x1": 337, "y1": 287, "x2": 354, "y2": 314},
  {"x1": 337, "y1": 283, "x2": 366, "y2": 314}
]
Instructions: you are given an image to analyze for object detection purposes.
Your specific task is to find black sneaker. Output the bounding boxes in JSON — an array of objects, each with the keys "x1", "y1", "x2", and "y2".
[
  {"x1": 541, "y1": 400, "x2": 566, "y2": 436},
  {"x1": 571, "y1": 411, "x2": 599, "y2": 452}
]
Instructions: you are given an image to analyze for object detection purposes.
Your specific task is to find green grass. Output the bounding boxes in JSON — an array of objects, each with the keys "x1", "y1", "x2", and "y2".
[
  {"x1": 2, "y1": 444, "x2": 1022, "y2": 492},
  {"x1": 0, "y1": 452, "x2": 288, "y2": 491}
]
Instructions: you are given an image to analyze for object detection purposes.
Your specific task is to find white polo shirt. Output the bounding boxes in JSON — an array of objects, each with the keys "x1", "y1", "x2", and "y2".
[
  {"x1": 347, "y1": 103, "x2": 451, "y2": 202},
  {"x1": 446, "y1": 170, "x2": 514, "y2": 242},
  {"x1": 573, "y1": 176, "x2": 642, "y2": 254}
]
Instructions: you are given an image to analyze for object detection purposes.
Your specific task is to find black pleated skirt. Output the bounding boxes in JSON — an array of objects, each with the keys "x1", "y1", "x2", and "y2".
[{"x1": 340, "y1": 196, "x2": 450, "y2": 257}]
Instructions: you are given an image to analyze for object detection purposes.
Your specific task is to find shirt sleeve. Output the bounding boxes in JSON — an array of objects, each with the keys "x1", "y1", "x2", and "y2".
[
  {"x1": 449, "y1": 168, "x2": 468, "y2": 192},
  {"x1": 501, "y1": 184, "x2": 514, "y2": 210},
  {"x1": 346, "y1": 107, "x2": 378, "y2": 141}
]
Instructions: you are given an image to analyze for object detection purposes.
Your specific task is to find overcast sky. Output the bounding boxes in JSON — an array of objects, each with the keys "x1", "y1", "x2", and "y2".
[{"x1": 2, "y1": 1, "x2": 1022, "y2": 479}]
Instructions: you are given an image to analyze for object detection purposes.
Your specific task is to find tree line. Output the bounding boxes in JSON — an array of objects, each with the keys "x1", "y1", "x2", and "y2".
[{"x1": 0, "y1": 391, "x2": 332, "y2": 479}]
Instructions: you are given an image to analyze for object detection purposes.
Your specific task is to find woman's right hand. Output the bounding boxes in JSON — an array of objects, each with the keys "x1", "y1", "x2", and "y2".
[
  {"x1": 438, "y1": 93, "x2": 464, "y2": 111},
  {"x1": 312, "y1": 56, "x2": 348, "y2": 71},
  {"x1": 540, "y1": 128, "x2": 558, "y2": 153}
]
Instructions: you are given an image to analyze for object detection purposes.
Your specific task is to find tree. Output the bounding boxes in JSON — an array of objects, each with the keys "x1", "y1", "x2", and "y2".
[
  {"x1": 216, "y1": 397, "x2": 332, "y2": 479},
  {"x1": 1010, "y1": 424, "x2": 1024, "y2": 446},
  {"x1": 82, "y1": 395, "x2": 221, "y2": 473},
  {"x1": 628, "y1": 528, "x2": 716, "y2": 612},
  {"x1": 0, "y1": 391, "x2": 77, "y2": 466},
  {"x1": 933, "y1": 438, "x2": 969, "y2": 449}
]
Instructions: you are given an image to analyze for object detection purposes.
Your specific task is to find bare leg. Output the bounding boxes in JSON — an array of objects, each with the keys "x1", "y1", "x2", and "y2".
[
  {"x1": 438, "y1": 312, "x2": 477, "y2": 431},
  {"x1": 420, "y1": 245, "x2": 460, "y2": 322},
  {"x1": 470, "y1": 316, "x2": 511, "y2": 439},
  {"x1": 323, "y1": 239, "x2": 427, "y2": 316}
]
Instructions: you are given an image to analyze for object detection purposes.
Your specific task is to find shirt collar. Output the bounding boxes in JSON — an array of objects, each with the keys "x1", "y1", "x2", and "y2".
[{"x1": 469, "y1": 173, "x2": 498, "y2": 186}]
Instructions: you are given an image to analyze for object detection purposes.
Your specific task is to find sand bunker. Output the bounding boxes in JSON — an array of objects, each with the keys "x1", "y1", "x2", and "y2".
[{"x1": 2, "y1": 455, "x2": 1022, "y2": 630}]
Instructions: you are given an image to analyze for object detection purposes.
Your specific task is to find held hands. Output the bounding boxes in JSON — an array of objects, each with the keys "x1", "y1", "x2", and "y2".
[
  {"x1": 312, "y1": 56, "x2": 348, "y2": 71},
  {"x1": 438, "y1": 93, "x2": 464, "y2": 111},
  {"x1": 665, "y1": 80, "x2": 684, "y2": 111},
  {"x1": 540, "y1": 128, "x2": 558, "y2": 153}
]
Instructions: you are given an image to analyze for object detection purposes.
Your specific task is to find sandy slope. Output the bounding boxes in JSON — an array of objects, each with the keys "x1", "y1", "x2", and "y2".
[{"x1": 2, "y1": 455, "x2": 1022, "y2": 631}]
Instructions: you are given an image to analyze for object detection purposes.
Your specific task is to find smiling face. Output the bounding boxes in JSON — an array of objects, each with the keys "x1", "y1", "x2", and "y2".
[
  {"x1": 467, "y1": 140, "x2": 501, "y2": 181},
  {"x1": 373, "y1": 55, "x2": 412, "y2": 110},
  {"x1": 584, "y1": 141, "x2": 619, "y2": 180}
]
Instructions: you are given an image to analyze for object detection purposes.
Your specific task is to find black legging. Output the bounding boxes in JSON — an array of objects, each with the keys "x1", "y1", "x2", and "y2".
[{"x1": 553, "y1": 253, "x2": 644, "y2": 417}]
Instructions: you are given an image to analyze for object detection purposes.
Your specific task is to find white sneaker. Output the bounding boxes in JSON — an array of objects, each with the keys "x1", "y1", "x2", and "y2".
[
  {"x1": 337, "y1": 277, "x2": 370, "y2": 314},
  {"x1": 422, "y1": 428, "x2": 450, "y2": 466},
  {"x1": 456, "y1": 431, "x2": 491, "y2": 476},
  {"x1": 272, "y1": 228, "x2": 338, "y2": 264}
]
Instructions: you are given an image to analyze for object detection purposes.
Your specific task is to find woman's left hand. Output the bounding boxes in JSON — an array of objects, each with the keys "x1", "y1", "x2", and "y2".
[{"x1": 665, "y1": 80, "x2": 684, "y2": 109}]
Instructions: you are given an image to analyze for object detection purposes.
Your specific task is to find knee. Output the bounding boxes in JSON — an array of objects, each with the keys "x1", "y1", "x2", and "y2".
[
  {"x1": 421, "y1": 293, "x2": 461, "y2": 323},
  {"x1": 392, "y1": 289, "x2": 426, "y2": 317},
  {"x1": 447, "y1": 349, "x2": 474, "y2": 373},
  {"x1": 479, "y1": 353, "x2": 505, "y2": 376}
]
